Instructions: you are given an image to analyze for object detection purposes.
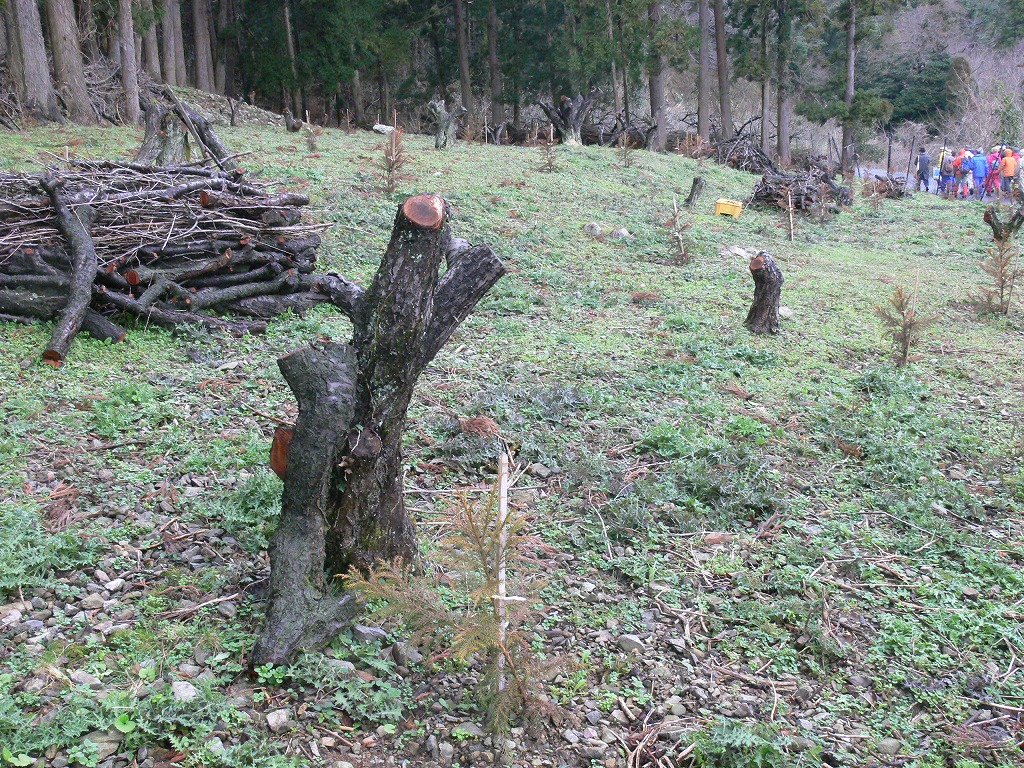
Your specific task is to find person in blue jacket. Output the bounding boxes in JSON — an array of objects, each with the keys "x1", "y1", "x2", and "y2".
[{"x1": 972, "y1": 149, "x2": 989, "y2": 197}]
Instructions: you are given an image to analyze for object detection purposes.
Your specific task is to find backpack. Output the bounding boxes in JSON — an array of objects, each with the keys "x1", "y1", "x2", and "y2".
[{"x1": 941, "y1": 155, "x2": 954, "y2": 175}]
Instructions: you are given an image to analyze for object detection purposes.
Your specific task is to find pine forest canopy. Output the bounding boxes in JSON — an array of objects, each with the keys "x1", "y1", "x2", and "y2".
[{"x1": 3, "y1": 1, "x2": 1024, "y2": 163}]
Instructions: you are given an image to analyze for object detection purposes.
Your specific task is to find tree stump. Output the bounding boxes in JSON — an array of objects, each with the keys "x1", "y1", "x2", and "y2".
[
  {"x1": 136, "y1": 100, "x2": 188, "y2": 165},
  {"x1": 283, "y1": 108, "x2": 302, "y2": 133},
  {"x1": 427, "y1": 99, "x2": 461, "y2": 149},
  {"x1": 539, "y1": 88, "x2": 599, "y2": 145},
  {"x1": 685, "y1": 176, "x2": 706, "y2": 209},
  {"x1": 253, "y1": 194, "x2": 506, "y2": 665},
  {"x1": 743, "y1": 251, "x2": 784, "y2": 334},
  {"x1": 983, "y1": 204, "x2": 1024, "y2": 244}
]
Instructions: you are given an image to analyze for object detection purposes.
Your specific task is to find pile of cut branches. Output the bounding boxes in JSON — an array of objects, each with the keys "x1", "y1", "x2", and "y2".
[
  {"x1": 752, "y1": 168, "x2": 853, "y2": 212},
  {"x1": 0, "y1": 161, "x2": 358, "y2": 365},
  {"x1": 863, "y1": 174, "x2": 912, "y2": 199},
  {"x1": 713, "y1": 134, "x2": 777, "y2": 175}
]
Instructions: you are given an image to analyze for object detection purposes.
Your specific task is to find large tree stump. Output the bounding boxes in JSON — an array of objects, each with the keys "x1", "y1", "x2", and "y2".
[
  {"x1": 538, "y1": 88, "x2": 599, "y2": 146},
  {"x1": 426, "y1": 99, "x2": 462, "y2": 149},
  {"x1": 136, "y1": 99, "x2": 188, "y2": 165},
  {"x1": 743, "y1": 251, "x2": 784, "y2": 335},
  {"x1": 685, "y1": 176, "x2": 706, "y2": 209},
  {"x1": 983, "y1": 204, "x2": 1024, "y2": 244},
  {"x1": 253, "y1": 193, "x2": 506, "y2": 665}
]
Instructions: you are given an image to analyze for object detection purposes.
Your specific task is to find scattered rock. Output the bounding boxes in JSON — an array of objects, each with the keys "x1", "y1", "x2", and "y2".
[
  {"x1": 876, "y1": 738, "x2": 902, "y2": 756},
  {"x1": 353, "y1": 624, "x2": 388, "y2": 644},
  {"x1": 372, "y1": 124, "x2": 396, "y2": 135},
  {"x1": 456, "y1": 722, "x2": 486, "y2": 739},
  {"x1": 609, "y1": 228, "x2": 633, "y2": 240},
  {"x1": 438, "y1": 741, "x2": 455, "y2": 766},
  {"x1": 104, "y1": 578, "x2": 125, "y2": 592},
  {"x1": 171, "y1": 681, "x2": 198, "y2": 702},
  {"x1": 83, "y1": 731, "x2": 123, "y2": 761},
  {"x1": 848, "y1": 675, "x2": 872, "y2": 689},
  {"x1": 617, "y1": 634, "x2": 646, "y2": 654},
  {"x1": 266, "y1": 708, "x2": 292, "y2": 733},
  {"x1": 563, "y1": 730, "x2": 581, "y2": 744},
  {"x1": 392, "y1": 641, "x2": 424, "y2": 667},
  {"x1": 217, "y1": 601, "x2": 237, "y2": 619},
  {"x1": 528, "y1": 463, "x2": 552, "y2": 479},
  {"x1": 583, "y1": 222, "x2": 602, "y2": 236},
  {"x1": 778, "y1": 306, "x2": 794, "y2": 319},
  {"x1": 70, "y1": 670, "x2": 102, "y2": 689},
  {"x1": 80, "y1": 593, "x2": 105, "y2": 610}
]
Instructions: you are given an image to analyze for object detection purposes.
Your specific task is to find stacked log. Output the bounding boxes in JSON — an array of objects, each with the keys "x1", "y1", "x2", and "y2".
[
  {"x1": 0, "y1": 161, "x2": 359, "y2": 365},
  {"x1": 752, "y1": 168, "x2": 853, "y2": 213}
]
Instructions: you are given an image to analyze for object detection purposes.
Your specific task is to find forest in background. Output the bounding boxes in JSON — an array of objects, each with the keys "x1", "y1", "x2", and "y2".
[{"x1": 3, "y1": 0, "x2": 1024, "y2": 169}]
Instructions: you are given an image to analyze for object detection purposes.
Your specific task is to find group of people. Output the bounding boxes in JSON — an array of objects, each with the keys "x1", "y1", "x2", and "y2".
[{"x1": 915, "y1": 145, "x2": 1020, "y2": 200}]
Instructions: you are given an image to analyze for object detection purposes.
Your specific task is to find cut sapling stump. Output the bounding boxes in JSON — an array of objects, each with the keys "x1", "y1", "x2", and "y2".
[{"x1": 743, "y1": 251, "x2": 784, "y2": 335}]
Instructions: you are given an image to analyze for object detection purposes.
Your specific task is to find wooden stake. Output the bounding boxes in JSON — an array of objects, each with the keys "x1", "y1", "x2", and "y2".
[
  {"x1": 787, "y1": 188, "x2": 795, "y2": 241},
  {"x1": 495, "y1": 451, "x2": 509, "y2": 693}
]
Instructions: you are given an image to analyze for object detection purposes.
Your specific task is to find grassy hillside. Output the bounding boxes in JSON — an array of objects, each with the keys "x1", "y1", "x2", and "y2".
[{"x1": 1, "y1": 121, "x2": 1023, "y2": 768}]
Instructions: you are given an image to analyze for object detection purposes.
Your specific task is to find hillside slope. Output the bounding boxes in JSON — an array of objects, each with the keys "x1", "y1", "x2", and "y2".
[{"x1": 1, "y1": 123, "x2": 1023, "y2": 768}]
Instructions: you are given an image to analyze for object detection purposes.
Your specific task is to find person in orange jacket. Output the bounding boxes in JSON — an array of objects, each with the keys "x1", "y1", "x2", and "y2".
[{"x1": 999, "y1": 148, "x2": 1017, "y2": 199}]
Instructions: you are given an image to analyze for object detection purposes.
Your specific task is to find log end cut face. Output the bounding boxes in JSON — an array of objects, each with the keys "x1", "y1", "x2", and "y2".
[{"x1": 402, "y1": 194, "x2": 445, "y2": 230}]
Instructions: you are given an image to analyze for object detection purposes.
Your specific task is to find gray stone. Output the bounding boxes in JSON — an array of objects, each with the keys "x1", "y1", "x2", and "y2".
[
  {"x1": 425, "y1": 734, "x2": 438, "y2": 759},
  {"x1": 171, "y1": 681, "x2": 198, "y2": 702},
  {"x1": 791, "y1": 736, "x2": 816, "y2": 751},
  {"x1": 328, "y1": 659, "x2": 357, "y2": 676},
  {"x1": 583, "y1": 222, "x2": 602, "y2": 237},
  {"x1": 617, "y1": 634, "x2": 646, "y2": 654},
  {"x1": 217, "y1": 601, "x2": 237, "y2": 619},
  {"x1": 80, "y1": 593, "x2": 105, "y2": 610},
  {"x1": 562, "y1": 729, "x2": 580, "y2": 744},
  {"x1": 70, "y1": 670, "x2": 102, "y2": 689},
  {"x1": 438, "y1": 741, "x2": 455, "y2": 766},
  {"x1": 609, "y1": 228, "x2": 633, "y2": 240},
  {"x1": 392, "y1": 641, "x2": 423, "y2": 666},
  {"x1": 877, "y1": 738, "x2": 902, "y2": 756},
  {"x1": 528, "y1": 463, "x2": 552, "y2": 479},
  {"x1": 205, "y1": 737, "x2": 225, "y2": 754},
  {"x1": 83, "y1": 731, "x2": 123, "y2": 761},
  {"x1": 848, "y1": 675, "x2": 872, "y2": 689},
  {"x1": 104, "y1": 579, "x2": 125, "y2": 592},
  {"x1": 353, "y1": 624, "x2": 388, "y2": 644},
  {"x1": 584, "y1": 710, "x2": 601, "y2": 725},
  {"x1": 372, "y1": 124, "x2": 396, "y2": 135},
  {"x1": 335, "y1": 762, "x2": 356, "y2": 768},
  {"x1": 178, "y1": 663, "x2": 202, "y2": 678},
  {"x1": 778, "y1": 306, "x2": 794, "y2": 319},
  {"x1": 266, "y1": 708, "x2": 292, "y2": 733},
  {"x1": 456, "y1": 722, "x2": 486, "y2": 739}
]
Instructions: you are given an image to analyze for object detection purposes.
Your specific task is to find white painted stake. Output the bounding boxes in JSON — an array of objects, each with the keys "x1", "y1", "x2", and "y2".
[{"x1": 495, "y1": 451, "x2": 509, "y2": 693}]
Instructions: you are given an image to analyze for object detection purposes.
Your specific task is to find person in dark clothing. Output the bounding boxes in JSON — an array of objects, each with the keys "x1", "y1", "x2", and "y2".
[{"x1": 916, "y1": 147, "x2": 931, "y2": 192}]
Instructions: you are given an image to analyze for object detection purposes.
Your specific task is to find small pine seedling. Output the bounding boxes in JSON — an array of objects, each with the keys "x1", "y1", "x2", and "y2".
[
  {"x1": 347, "y1": 456, "x2": 558, "y2": 734},
  {"x1": 377, "y1": 128, "x2": 413, "y2": 194},
  {"x1": 975, "y1": 236, "x2": 1021, "y2": 315},
  {"x1": 538, "y1": 140, "x2": 559, "y2": 173},
  {"x1": 874, "y1": 282, "x2": 937, "y2": 366},
  {"x1": 667, "y1": 195, "x2": 691, "y2": 264}
]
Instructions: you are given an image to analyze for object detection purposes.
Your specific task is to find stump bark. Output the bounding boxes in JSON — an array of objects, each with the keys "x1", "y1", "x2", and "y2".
[
  {"x1": 427, "y1": 99, "x2": 462, "y2": 149},
  {"x1": 253, "y1": 194, "x2": 506, "y2": 665},
  {"x1": 685, "y1": 176, "x2": 706, "y2": 209},
  {"x1": 539, "y1": 89, "x2": 599, "y2": 146},
  {"x1": 983, "y1": 204, "x2": 1024, "y2": 244},
  {"x1": 743, "y1": 251, "x2": 784, "y2": 334}
]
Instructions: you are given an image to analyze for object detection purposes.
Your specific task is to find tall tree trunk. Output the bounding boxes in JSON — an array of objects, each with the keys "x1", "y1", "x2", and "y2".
[
  {"x1": 776, "y1": 0, "x2": 792, "y2": 166},
  {"x1": 540, "y1": 0, "x2": 556, "y2": 103},
  {"x1": 170, "y1": 0, "x2": 186, "y2": 86},
  {"x1": 161, "y1": 0, "x2": 178, "y2": 85},
  {"x1": 760, "y1": 12, "x2": 770, "y2": 152},
  {"x1": 697, "y1": 0, "x2": 710, "y2": 141},
  {"x1": 282, "y1": 1, "x2": 300, "y2": 114},
  {"x1": 192, "y1": 0, "x2": 216, "y2": 92},
  {"x1": 713, "y1": 0, "x2": 732, "y2": 139},
  {"x1": 3, "y1": 3, "x2": 25, "y2": 101},
  {"x1": 454, "y1": 0, "x2": 474, "y2": 114},
  {"x1": 352, "y1": 66, "x2": 364, "y2": 126},
  {"x1": 606, "y1": 0, "x2": 620, "y2": 115},
  {"x1": 430, "y1": 15, "x2": 449, "y2": 102},
  {"x1": 840, "y1": 0, "x2": 856, "y2": 173},
  {"x1": 43, "y1": 0, "x2": 96, "y2": 123},
  {"x1": 138, "y1": 0, "x2": 161, "y2": 80},
  {"x1": 10, "y1": 0, "x2": 61, "y2": 122},
  {"x1": 647, "y1": 2, "x2": 666, "y2": 151},
  {"x1": 118, "y1": 0, "x2": 140, "y2": 123},
  {"x1": 486, "y1": 1, "x2": 502, "y2": 129},
  {"x1": 214, "y1": 0, "x2": 228, "y2": 94},
  {"x1": 77, "y1": 0, "x2": 101, "y2": 60}
]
